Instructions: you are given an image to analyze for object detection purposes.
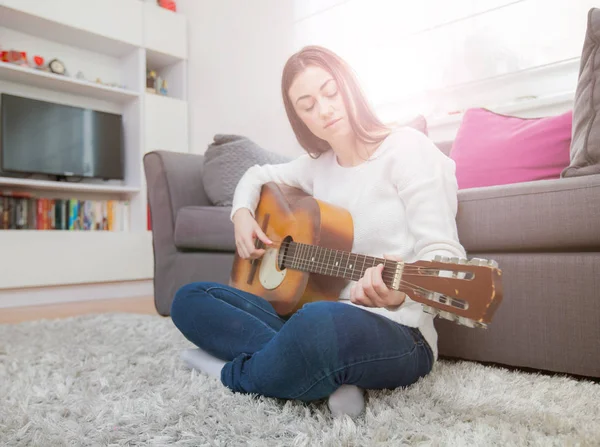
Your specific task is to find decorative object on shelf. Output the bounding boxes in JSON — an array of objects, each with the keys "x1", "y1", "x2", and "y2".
[
  {"x1": 33, "y1": 55, "x2": 49, "y2": 72},
  {"x1": 146, "y1": 69, "x2": 157, "y2": 93},
  {"x1": 1, "y1": 50, "x2": 28, "y2": 67},
  {"x1": 159, "y1": 0, "x2": 176, "y2": 12},
  {"x1": 0, "y1": 50, "x2": 123, "y2": 88},
  {"x1": 159, "y1": 78, "x2": 168, "y2": 95},
  {"x1": 48, "y1": 58, "x2": 67, "y2": 76},
  {"x1": 89, "y1": 76, "x2": 127, "y2": 90}
]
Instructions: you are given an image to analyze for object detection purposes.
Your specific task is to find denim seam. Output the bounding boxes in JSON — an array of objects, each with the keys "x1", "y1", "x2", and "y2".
[
  {"x1": 205, "y1": 286, "x2": 285, "y2": 333},
  {"x1": 289, "y1": 343, "x2": 420, "y2": 400}
]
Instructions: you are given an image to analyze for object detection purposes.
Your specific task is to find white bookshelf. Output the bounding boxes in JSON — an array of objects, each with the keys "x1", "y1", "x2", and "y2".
[
  {"x1": 0, "y1": 0, "x2": 143, "y2": 56},
  {"x1": 0, "y1": 231, "x2": 154, "y2": 289},
  {"x1": 0, "y1": 176, "x2": 141, "y2": 194},
  {"x1": 0, "y1": 0, "x2": 189, "y2": 294},
  {"x1": 0, "y1": 62, "x2": 140, "y2": 103}
]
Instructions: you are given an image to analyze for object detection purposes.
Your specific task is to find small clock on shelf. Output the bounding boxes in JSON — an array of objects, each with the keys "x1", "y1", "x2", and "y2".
[{"x1": 48, "y1": 58, "x2": 67, "y2": 76}]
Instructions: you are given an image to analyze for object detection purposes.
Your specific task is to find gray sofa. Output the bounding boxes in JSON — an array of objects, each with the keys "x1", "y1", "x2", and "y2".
[{"x1": 143, "y1": 146, "x2": 600, "y2": 379}]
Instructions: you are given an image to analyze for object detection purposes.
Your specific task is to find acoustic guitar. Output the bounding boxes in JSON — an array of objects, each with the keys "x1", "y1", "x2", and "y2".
[{"x1": 229, "y1": 182, "x2": 503, "y2": 329}]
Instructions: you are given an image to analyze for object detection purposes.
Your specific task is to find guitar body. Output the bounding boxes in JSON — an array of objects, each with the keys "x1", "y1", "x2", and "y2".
[{"x1": 229, "y1": 182, "x2": 354, "y2": 317}]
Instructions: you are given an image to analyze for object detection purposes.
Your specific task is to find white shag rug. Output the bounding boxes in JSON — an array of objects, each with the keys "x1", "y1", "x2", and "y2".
[{"x1": 1, "y1": 313, "x2": 599, "y2": 447}]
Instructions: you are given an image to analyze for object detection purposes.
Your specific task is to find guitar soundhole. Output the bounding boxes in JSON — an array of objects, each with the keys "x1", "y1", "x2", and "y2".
[{"x1": 277, "y1": 235, "x2": 294, "y2": 270}]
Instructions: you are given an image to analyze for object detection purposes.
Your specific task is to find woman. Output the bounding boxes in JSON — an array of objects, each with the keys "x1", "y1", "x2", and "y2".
[{"x1": 170, "y1": 45, "x2": 466, "y2": 418}]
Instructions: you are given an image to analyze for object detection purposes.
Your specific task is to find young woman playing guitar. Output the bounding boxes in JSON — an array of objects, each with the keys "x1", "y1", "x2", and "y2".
[{"x1": 170, "y1": 45, "x2": 467, "y2": 419}]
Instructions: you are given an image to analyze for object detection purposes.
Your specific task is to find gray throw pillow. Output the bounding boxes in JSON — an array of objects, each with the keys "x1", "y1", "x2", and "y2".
[
  {"x1": 562, "y1": 7, "x2": 600, "y2": 177},
  {"x1": 202, "y1": 134, "x2": 292, "y2": 206}
]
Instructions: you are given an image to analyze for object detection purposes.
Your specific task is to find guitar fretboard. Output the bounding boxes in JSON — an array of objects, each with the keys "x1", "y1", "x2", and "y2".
[{"x1": 282, "y1": 241, "x2": 397, "y2": 288}]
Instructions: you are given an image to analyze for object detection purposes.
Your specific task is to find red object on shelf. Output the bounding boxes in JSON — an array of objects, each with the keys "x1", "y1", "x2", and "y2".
[{"x1": 159, "y1": 0, "x2": 176, "y2": 11}]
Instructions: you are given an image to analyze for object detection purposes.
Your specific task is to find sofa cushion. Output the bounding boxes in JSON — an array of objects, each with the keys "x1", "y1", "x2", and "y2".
[
  {"x1": 450, "y1": 108, "x2": 573, "y2": 189},
  {"x1": 562, "y1": 7, "x2": 600, "y2": 178},
  {"x1": 174, "y1": 206, "x2": 235, "y2": 252},
  {"x1": 202, "y1": 134, "x2": 292, "y2": 207},
  {"x1": 456, "y1": 174, "x2": 600, "y2": 252}
]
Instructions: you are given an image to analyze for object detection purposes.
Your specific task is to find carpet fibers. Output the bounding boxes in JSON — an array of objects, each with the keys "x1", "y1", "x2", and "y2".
[{"x1": 1, "y1": 313, "x2": 599, "y2": 446}]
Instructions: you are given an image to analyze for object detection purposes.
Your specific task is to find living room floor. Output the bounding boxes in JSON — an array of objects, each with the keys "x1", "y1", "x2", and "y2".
[{"x1": 0, "y1": 296, "x2": 158, "y2": 324}]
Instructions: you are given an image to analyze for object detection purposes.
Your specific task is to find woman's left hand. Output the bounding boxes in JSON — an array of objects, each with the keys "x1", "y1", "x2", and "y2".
[{"x1": 350, "y1": 254, "x2": 407, "y2": 309}]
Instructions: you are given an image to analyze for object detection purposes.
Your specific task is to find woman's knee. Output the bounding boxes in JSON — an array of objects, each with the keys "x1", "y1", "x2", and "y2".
[
  {"x1": 170, "y1": 281, "x2": 216, "y2": 325},
  {"x1": 294, "y1": 301, "x2": 338, "y2": 322}
]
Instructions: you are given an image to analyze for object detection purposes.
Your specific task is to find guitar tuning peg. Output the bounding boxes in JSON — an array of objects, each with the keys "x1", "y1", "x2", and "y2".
[
  {"x1": 422, "y1": 305, "x2": 439, "y2": 316},
  {"x1": 458, "y1": 317, "x2": 476, "y2": 328},
  {"x1": 450, "y1": 256, "x2": 460, "y2": 264},
  {"x1": 457, "y1": 317, "x2": 487, "y2": 329},
  {"x1": 434, "y1": 255, "x2": 442, "y2": 262},
  {"x1": 458, "y1": 258, "x2": 468, "y2": 264},
  {"x1": 487, "y1": 259, "x2": 499, "y2": 268},
  {"x1": 439, "y1": 310, "x2": 458, "y2": 322}
]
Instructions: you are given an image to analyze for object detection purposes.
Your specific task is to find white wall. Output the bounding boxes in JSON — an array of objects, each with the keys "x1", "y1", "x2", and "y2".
[
  {"x1": 177, "y1": 0, "x2": 302, "y2": 157},
  {"x1": 294, "y1": 0, "x2": 595, "y2": 123},
  {"x1": 180, "y1": 0, "x2": 594, "y2": 154}
]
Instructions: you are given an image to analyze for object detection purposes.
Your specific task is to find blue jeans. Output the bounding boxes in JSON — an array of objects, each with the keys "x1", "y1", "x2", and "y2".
[{"x1": 170, "y1": 281, "x2": 434, "y2": 402}]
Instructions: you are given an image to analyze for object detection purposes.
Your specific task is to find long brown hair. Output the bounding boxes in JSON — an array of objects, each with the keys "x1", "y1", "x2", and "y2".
[{"x1": 281, "y1": 45, "x2": 393, "y2": 157}]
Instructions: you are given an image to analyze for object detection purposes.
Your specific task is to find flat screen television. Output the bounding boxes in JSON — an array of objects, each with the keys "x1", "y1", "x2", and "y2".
[{"x1": 0, "y1": 93, "x2": 124, "y2": 180}]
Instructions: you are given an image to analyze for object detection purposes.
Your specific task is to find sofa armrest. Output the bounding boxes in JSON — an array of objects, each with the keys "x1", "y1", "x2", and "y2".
[{"x1": 143, "y1": 150, "x2": 211, "y2": 245}]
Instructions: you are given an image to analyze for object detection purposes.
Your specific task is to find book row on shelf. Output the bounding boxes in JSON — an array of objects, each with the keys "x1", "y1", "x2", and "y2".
[{"x1": 1, "y1": 190, "x2": 130, "y2": 231}]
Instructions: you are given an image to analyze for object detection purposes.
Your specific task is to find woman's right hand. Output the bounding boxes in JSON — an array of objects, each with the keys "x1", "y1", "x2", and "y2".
[{"x1": 232, "y1": 208, "x2": 272, "y2": 259}]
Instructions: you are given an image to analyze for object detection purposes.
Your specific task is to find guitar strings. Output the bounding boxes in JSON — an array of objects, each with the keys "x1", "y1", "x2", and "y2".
[
  {"x1": 263, "y1": 241, "x2": 404, "y2": 268},
  {"x1": 259, "y1": 241, "x2": 469, "y2": 276},
  {"x1": 263, "y1": 241, "x2": 476, "y2": 273},
  {"x1": 278, "y1": 243, "x2": 462, "y2": 273},
  {"x1": 278, "y1": 247, "x2": 446, "y2": 272},
  {"x1": 277, "y1": 252, "x2": 456, "y2": 278},
  {"x1": 274, "y1": 255, "x2": 462, "y2": 297}
]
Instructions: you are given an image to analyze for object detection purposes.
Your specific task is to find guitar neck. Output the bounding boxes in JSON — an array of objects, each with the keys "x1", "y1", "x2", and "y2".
[{"x1": 282, "y1": 241, "x2": 399, "y2": 288}]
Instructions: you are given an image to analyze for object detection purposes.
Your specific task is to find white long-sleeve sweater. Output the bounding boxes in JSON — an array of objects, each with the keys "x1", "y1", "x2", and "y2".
[{"x1": 229, "y1": 127, "x2": 467, "y2": 361}]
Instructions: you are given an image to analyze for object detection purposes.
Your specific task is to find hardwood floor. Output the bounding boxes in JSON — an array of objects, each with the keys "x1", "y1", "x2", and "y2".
[{"x1": 0, "y1": 295, "x2": 161, "y2": 324}]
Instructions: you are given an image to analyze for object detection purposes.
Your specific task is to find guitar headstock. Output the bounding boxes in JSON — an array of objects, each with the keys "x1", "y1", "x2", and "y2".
[{"x1": 400, "y1": 255, "x2": 503, "y2": 329}]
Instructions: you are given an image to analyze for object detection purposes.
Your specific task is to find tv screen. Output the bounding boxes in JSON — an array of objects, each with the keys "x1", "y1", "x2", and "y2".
[{"x1": 0, "y1": 94, "x2": 124, "y2": 180}]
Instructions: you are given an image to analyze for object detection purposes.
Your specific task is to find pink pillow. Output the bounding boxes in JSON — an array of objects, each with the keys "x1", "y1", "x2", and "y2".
[{"x1": 449, "y1": 108, "x2": 573, "y2": 189}]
